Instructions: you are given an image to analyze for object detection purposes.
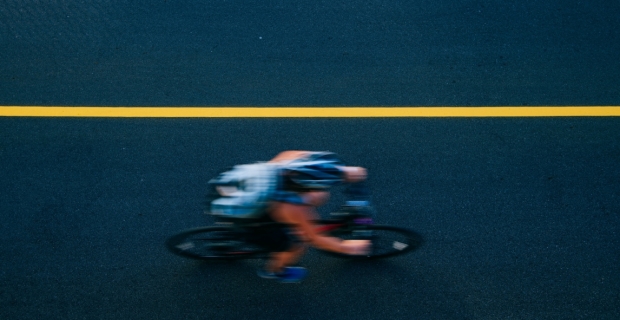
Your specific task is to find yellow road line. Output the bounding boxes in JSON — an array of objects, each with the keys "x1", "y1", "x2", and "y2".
[{"x1": 1, "y1": 106, "x2": 620, "y2": 117}]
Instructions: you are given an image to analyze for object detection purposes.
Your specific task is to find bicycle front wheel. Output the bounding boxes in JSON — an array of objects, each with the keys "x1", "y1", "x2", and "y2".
[
  {"x1": 165, "y1": 226, "x2": 268, "y2": 260},
  {"x1": 321, "y1": 225, "x2": 423, "y2": 259}
]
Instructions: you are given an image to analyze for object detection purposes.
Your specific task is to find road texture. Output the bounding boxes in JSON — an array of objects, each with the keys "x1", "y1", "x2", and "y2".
[
  {"x1": 1, "y1": 0, "x2": 619, "y2": 106},
  {"x1": 1, "y1": 0, "x2": 620, "y2": 319}
]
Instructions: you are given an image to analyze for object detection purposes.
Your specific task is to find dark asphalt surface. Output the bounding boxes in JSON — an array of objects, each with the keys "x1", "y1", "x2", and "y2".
[
  {"x1": 2, "y1": 1, "x2": 620, "y2": 320},
  {"x1": 1, "y1": 0, "x2": 619, "y2": 106},
  {"x1": 2, "y1": 118, "x2": 620, "y2": 319}
]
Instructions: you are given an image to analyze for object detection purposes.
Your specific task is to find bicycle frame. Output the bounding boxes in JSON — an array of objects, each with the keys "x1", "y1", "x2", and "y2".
[
  {"x1": 314, "y1": 215, "x2": 374, "y2": 233},
  {"x1": 166, "y1": 211, "x2": 420, "y2": 260},
  {"x1": 209, "y1": 212, "x2": 374, "y2": 248}
]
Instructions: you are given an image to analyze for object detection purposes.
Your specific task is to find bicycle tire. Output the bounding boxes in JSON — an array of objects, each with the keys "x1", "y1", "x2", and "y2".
[
  {"x1": 165, "y1": 226, "x2": 268, "y2": 260},
  {"x1": 319, "y1": 224, "x2": 424, "y2": 259}
]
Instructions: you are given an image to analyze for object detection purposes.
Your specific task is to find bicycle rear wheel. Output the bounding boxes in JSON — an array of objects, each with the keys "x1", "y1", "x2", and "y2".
[
  {"x1": 321, "y1": 225, "x2": 423, "y2": 259},
  {"x1": 165, "y1": 226, "x2": 268, "y2": 260}
]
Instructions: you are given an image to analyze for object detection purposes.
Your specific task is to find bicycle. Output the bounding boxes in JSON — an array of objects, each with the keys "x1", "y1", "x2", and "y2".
[{"x1": 166, "y1": 206, "x2": 423, "y2": 260}]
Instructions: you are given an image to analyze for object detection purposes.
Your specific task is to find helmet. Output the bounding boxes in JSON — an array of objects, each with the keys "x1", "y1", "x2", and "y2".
[{"x1": 283, "y1": 152, "x2": 345, "y2": 190}]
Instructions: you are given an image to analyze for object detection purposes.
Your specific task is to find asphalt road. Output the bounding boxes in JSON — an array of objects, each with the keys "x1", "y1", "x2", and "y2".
[
  {"x1": 2, "y1": 0, "x2": 620, "y2": 319},
  {"x1": 2, "y1": 118, "x2": 619, "y2": 319},
  {"x1": 1, "y1": 0, "x2": 619, "y2": 106}
]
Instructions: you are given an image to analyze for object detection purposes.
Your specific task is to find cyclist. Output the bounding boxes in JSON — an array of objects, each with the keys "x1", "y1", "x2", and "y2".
[{"x1": 257, "y1": 150, "x2": 371, "y2": 283}]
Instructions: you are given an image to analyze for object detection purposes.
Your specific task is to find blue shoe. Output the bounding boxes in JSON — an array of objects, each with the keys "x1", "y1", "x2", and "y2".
[{"x1": 257, "y1": 267, "x2": 307, "y2": 283}]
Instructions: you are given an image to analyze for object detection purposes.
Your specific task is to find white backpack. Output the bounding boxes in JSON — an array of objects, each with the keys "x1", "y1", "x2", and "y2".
[{"x1": 208, "y1": 162, "x2": 279, "y2": 219}]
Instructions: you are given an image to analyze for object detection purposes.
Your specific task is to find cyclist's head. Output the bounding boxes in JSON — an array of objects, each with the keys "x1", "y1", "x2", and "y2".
[{"x1": 283, "y1": 152, "x2": 345, "y2": 190}]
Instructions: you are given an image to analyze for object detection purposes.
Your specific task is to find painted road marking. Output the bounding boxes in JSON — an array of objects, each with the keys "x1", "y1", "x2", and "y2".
[{"x1": 1, "y1": 106, "x2": 620, "y2": 117}]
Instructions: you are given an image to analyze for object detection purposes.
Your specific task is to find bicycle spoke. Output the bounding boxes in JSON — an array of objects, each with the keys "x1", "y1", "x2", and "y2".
[{"x1": 166, "y1": 227, "x2": 266, "y2": 260}]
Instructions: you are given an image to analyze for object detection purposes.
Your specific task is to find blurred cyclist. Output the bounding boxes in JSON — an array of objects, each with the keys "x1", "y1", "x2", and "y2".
[{"x1": 257, "y1": 150, "x2": 371, "y2": 283}]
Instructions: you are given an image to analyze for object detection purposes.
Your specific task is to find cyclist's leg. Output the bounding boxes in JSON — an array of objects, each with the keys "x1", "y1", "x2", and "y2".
[
  {"x1": 269, "y1": 196, "x2": 349, "y2": 253},
  {"x1": 263, "y1": 191, "x2": 327, "y2": 273},
  {"x1": 254, "y1": 216, "x2": 305, "y2": 273},
  {"x1": 270, "y1": 199, "x2": 370, "y2": 256},
  {"x1": 265, "y1": 241, "x2": 306, "y2": 274}
]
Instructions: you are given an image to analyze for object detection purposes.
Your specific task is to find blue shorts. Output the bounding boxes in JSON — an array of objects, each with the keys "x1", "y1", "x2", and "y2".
[{"x1": 269, "y1": 190, "x2": 311, "y2": 206}]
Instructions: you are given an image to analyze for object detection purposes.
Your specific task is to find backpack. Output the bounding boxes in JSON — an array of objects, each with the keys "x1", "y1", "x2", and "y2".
[{"x1": 207, "y1": 162, "x2": 279, "y2": 219}]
